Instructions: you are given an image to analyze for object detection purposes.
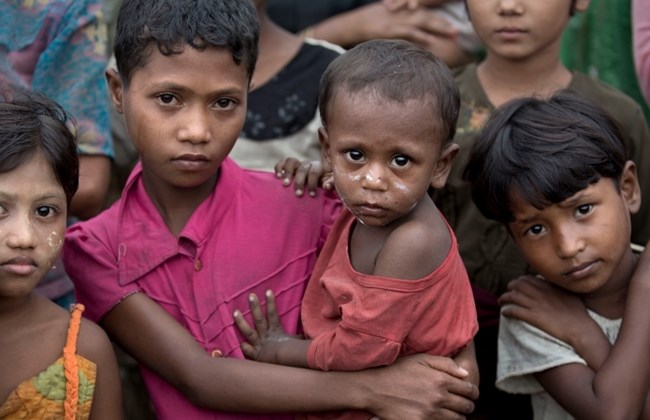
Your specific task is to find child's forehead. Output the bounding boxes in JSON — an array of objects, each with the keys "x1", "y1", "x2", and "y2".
[{"x1": 130, "y1": 43, "x2": 249, "y2": 84}]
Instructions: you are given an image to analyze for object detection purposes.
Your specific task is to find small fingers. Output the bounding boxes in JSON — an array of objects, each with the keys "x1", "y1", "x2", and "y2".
[
  {"x1": 233, "y1": 309, "x2": 259, "y2": 345},
  {"x1": 264, "y1": 290, "x2": 282, "y2": 329},
  {"x1": 248, "y1": 293, "x2": 269, "y2": 334},
  {"x1": 275, "y1": 157, "x2": 302, "y2": 187}
]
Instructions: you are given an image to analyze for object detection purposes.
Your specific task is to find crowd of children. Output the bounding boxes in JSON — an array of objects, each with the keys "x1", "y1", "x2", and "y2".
[{"x1": 1, "y1": 0, "x2": 649, "y2": 419}]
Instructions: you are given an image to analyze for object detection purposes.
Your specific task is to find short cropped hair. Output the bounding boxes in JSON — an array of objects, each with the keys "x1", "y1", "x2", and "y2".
[
  {"x1": 0, "y1": 89, "x2": 79, "y2": 206},
  {"x1": 114, "y1": 0, "x2": 260, "y2": 86},
  {"x1": 464, "y1": 90, "x2": 627, "y2": 224},
  {"x1": 319, "y1": 39, "x2": 460, "y2": 143}
]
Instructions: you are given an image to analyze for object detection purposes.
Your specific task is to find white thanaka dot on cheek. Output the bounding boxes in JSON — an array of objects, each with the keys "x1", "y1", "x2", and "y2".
[{"x1": 47, "y1": 231, "x2": 63, "y2": 251}]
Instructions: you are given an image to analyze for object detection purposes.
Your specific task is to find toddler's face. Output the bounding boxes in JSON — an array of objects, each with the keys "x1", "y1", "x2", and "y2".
[
  {"x1": 0, "y1": 151, "x2": 67, "y2": 299},
  {"x1": 320, "y1": 89, "x2": 454, "y2": 227},
  {"x1": 507, "y1": 168, "x2": 639, "y2": 299}
]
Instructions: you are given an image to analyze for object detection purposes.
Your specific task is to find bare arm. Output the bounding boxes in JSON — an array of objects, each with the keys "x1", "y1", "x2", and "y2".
[
  {"x1": 306, "y1": 2, "x2": 455, "y2": 49},
  {"x1": 70, "y1": 155, "x2": 111, "y2": 220},
  {"x1": 500, "y1": 247, "x2": 650, "y2": 419},
  {"x1": 103, "y1": 292, "x2": 477, "y2": 419},
  {"x1": 77, "y1": 319, "x2": 123, "y2": 420}
]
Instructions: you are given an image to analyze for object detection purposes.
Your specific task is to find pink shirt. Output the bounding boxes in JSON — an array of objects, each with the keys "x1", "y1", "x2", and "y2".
[
  {"x1": 63, "y1": 158, "x2": 341, "y2": 419},
  {"x1": 303, "y1": 209, "x2": 478, "y2": 372}
]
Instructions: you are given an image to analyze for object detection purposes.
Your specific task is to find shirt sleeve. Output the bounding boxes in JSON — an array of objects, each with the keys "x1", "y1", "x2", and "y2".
[
  {"x1": 63, "y1": 219, "x2": 139, "y2": 322},
  {"x1": 496, "y1": 311, "x2": 586, "y2": 395},
  {"x1": 33, "y1": 0, "x2": 114, "y2": 158}
]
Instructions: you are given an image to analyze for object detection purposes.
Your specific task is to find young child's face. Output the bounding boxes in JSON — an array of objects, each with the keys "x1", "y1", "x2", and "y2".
[
  {"x1": 466, "y1": 0, "x2": 589, "y2": 61},
  {"x1": 0, "y1": 151, "x2": 67, "y2": 299},
  {"x1": 107, "y1": 44, "x2": 249, "y2": 192},
  {"x1": 507, "y1": 165, "x2": 639, "y2": 298},
  {"x1": 319, "y1": 89, "x2": 456, "y2": 227}
]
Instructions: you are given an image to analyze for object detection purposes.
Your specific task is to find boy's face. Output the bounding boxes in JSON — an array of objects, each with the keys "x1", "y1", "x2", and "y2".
[
  {"x1": 507, "y1": 163, "x2": 640, "y2": 299},
  {"x1": 466, "y1": 0, "x2": 589, "y2": 61},
  {"x1": 107, "y1": 44, "x2": 249, "y2": 192},
  {"x1": 319, "y1": 89, "x2": 457, "y2": 227},
  {"x1": 0, "y1": 152, "x2": 67, "y2": 299}
]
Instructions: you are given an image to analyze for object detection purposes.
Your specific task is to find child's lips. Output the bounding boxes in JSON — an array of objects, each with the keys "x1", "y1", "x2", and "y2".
[
  {"x1": 495, "y1": 27, "x2": 527, "y2": 40},
  {"x1": 1, "y1": 257, "x2": 37, "y2": 276},
  {"x1": 172, "y1": 154, "x2": 210, "y2": 171},
  {"x1": 563, "y1": 260, "x2": 599, "y2": 280}
]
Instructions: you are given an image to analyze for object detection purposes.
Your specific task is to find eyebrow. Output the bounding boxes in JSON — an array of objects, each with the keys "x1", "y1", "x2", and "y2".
[
  {"x1": 0, "y1": 191, "x2": 66, "y2": 202},
  {"x1": 149, "y1": 81, "x2": 245, "y2": 97}
]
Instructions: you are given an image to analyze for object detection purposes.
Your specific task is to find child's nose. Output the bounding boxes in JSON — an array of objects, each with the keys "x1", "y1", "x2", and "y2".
[
  {"x1": 554, "y1": 227, "x2": 586, "y2": 259},
  {"x1": 179, "y1": 108, "x2": 211, "y2": 144},
  {"x1": 497, "y1": 0, "x2": 524, "y2": 15},
  {"x1": 7, "y1": 214, "x2": 37, "y2": 249},
  {"x1": 360, "y1": 164, "x2": 389, "y2": 191}
]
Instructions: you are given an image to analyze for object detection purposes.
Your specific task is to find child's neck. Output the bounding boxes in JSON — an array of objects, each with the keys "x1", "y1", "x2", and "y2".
[
  {"x1": 477, "y1": 51, "x2": 572, "y2": 108},
  {"x1": 252, "y1": 14, "x2": 302, "y2": 91},
  {"x1": 142, "y1": 170, "x2": 219, "y2": 237}
]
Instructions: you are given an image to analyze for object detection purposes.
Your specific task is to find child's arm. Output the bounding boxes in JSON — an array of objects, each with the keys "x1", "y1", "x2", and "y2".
[
  {"x1": 103, "y1": 291, "x2": 478, "y2": 418},
  {"x1": 500, "y1": 251, "x2": 650, "y2": 419},
  {"x1": 452, "y1": 341, "x2": 479, "y2": 388},
  {"x1": 383, "y1": 0, "x2": 452, "y2": 12},
  {"x1": 77, "y1": 319, "x2": 123, "y2": 420}
]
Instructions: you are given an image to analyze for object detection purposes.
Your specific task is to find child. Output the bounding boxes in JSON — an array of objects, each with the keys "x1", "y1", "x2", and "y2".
[
  {"x1": 233, "y1": 39, "x2": 478, "y2": 419},
  {"x1": 0, "y1": 91, "x2": 121, "y2": 419},
  {"x1": 62, "y1": 0, "x2": 479, "y2": 418},
  {"x1": 464, "y1": 91, "x2": 650, "y2": 419},
  {"x1": 433, "y1": 0, "x2": 650, "y2": 415}
]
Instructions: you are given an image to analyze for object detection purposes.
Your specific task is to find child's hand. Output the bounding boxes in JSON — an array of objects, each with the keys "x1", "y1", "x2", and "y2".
[
  {"x1": 499, "y1": 275, "x2": 591, "y2": 345},
  {"x1": 233, "y1": 291, "x2": 297, "y2": 364},
  {"x1": 274, "y1": 157, "x2": 334, "y2": 197}
]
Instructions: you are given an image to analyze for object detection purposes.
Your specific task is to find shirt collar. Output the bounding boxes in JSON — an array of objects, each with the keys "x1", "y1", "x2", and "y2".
[{"x1": 116, "y1": 158, "x2": 241, "y2": 284}]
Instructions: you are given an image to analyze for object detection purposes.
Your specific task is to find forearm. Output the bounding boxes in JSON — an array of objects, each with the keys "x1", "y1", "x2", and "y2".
[
  {"x1": 307, "y1": 7, "x2": 368, "y2": 47},
  {"x1": 70, "y1": 155, "x2": 111, "y2": 219}
]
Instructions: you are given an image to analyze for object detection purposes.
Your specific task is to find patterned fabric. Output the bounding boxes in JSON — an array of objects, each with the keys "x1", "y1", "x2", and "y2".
[
  {"x1": 0, "y1": 304, "x2": 97, "y2": 419},
  {"x1": 0, "y1": 0, "x2": 113, "y2": 158}
]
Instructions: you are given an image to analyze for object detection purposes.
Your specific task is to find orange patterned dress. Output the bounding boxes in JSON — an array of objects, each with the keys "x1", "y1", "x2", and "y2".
[{"x1": 0, "y1": 304, "x2": 97, "y2": 419}]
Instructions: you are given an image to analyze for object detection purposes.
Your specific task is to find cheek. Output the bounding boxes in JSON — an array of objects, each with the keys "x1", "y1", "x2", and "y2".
[{"x1": 45, "y1": 230, "x2": 64, "y2": 264}]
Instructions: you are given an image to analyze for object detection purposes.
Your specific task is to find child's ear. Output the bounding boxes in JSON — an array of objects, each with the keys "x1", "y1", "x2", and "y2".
[
  {"x1": 318, "y1": 127, "x2": 333, "y2": 173},
  {"x1": 430, "y1": 142, "x2": 459, "y2": 190},
  {"x1": 105, "y1": 68, "x2": 125, "y2": 114},
  {"x1": 573, "y1": 0, "x2": 590, "y2": 13},
  {"x1": 621, "y1": 160, "x2": 642, "y2": 214}
]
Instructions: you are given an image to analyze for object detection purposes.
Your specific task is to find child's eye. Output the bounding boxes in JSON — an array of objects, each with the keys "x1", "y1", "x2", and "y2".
[
  {"x1": 345, "y1": 150, "x2": 364, "y2": 162},
  {"x1": 157, "y1": 94, "x2": 178, "y2": 105},
  {"x1": 35, "y1": 206, "x2": 58, "y2": 218},
  {"x1": 526, "y1": 224, "x2": 546, "y2": 236},
  {"x1": 392, "y1": 155, "x2": 410, "y2": 167},
  {"x1": 575, "y1": 204, "x2": 593, "y2": 217},
  {"x1": 214, "y1": 98, "x2": 236, "y2": 109}
]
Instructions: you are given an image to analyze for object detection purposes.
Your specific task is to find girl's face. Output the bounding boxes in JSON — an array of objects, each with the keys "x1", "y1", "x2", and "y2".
[
  {"x1": 507, "y1": 163, "x2": 640, "y2": 302},
  {"x1": 0, "y1": 151, "x2": 67, "y2": 300}
]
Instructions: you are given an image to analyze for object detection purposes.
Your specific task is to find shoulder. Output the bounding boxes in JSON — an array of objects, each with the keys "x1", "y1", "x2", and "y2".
[
  {"x1": 569, "y1": 73, "x2": 646, "y2": 122},
  {"x1": 76, "y1": 317, "x2": 116, "y2": 368},
  {"x1": 379, "y1": 208, "x2": 453, "y2": 279}
]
